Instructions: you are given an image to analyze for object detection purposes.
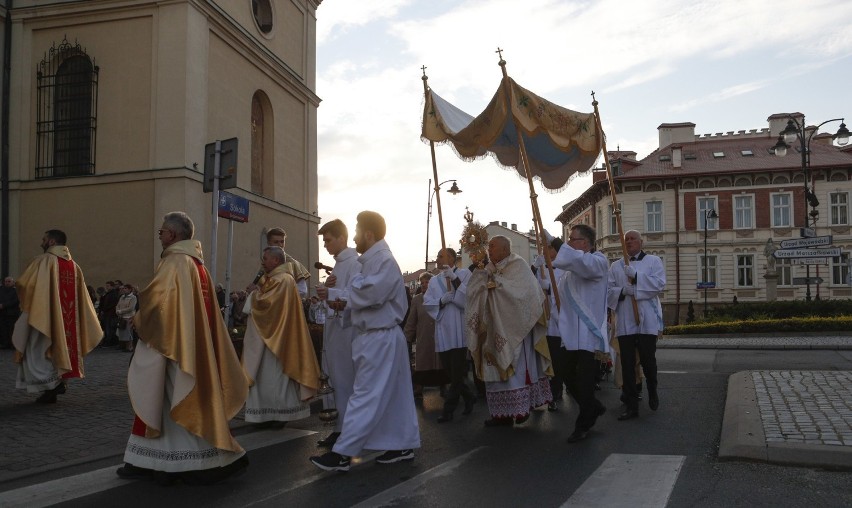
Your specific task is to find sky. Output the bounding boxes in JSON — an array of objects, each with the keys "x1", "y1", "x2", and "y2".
[{"x1": 313, "y1": 0, "x2": 852, "y2": 274}]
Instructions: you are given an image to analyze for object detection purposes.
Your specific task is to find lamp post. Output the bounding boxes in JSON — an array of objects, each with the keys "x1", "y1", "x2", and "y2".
[
  {"x1": 772, "y1": 116, "x2": 850, "y2": 301},
  {"x1": 703, "y1": 208, "x2": 718, "y2": 318},
  {"x1": 425, "y1": 178, "x2": 462, "y2": 270}
]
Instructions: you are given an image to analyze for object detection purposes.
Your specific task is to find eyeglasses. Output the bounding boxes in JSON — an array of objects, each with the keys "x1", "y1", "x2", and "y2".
[
  {"x1": 157, "y1": 229, "x2": 172, "y2": 235},
  {"x1": 568, "y1": 236, "x2": 587, "y2": 242}
]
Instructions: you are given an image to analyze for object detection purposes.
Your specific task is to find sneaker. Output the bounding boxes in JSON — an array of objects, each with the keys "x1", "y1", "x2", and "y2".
[
  {"x1": 375, "y1": 449, "x2": 414, "y2": 464},
  {"x1": 310, "y1": 452, "x2": 351, "y2": 472}
]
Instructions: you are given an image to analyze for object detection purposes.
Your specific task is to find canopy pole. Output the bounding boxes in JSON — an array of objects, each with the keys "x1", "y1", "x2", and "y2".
[
  {"x1": 422, "y1": 67, "x2": 448, "y2": 261},
  {"x1": 592, "y1": 91, "x2": 640, "y2": 325},
  {"x1": 497, "y1": 51, "x2": 560, "y2": 311}
]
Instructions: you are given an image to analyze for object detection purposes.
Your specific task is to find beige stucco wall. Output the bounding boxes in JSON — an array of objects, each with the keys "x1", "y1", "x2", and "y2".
[{"x1": 3, "y1": 0, "x2": 320, "y2": 288}]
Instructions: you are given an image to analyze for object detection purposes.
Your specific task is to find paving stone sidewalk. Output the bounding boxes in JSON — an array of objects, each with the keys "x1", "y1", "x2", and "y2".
[{"x1": 660, "y1": 334, "x2": 852, "y2": 349}]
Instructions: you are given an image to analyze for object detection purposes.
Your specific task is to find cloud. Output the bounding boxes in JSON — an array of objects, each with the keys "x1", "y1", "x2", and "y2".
[{"x1": 316, "y1": 0, "x2": 412, "y2": 42}]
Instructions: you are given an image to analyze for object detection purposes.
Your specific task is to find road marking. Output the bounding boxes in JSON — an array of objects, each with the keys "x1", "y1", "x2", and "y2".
[
  {"x1": 562, "y1": 454, "x2": 685, "y2": 508},
  {"x1": 0, "y1": 428, "x2": 315, "y2": 508},
  {"x1": 351, "y1": 447, "x2": 487, "y2": 508}
]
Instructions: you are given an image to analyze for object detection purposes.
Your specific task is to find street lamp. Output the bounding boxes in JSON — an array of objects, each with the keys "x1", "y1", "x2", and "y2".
[
  {"x1": 425, "y1": 178, "x2": 462, "y2": 270},
  {"x1": 703, "y1": 208, "x2": 718, "y2": 318},
  {"x1": 772, "y1": 115, "x2": 850, "y2": 301}
]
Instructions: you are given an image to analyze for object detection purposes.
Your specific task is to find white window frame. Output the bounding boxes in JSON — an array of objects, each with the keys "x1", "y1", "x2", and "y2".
[
  {"x1": 608, "y1": 203, "x2": 621, "y2": 236},
  {"x1": 735, "y1": 254, "x2": 755, "y2": 287},
  {"x1": 831, "y1": 253, "x2": 849, "y2": 285},
  {"x1": 645, "y1": 201, "x2": 663, "y2": 233},
  {"x1": 776, "y1": 259, "x2": 793, "y2": 287},
  {"x1": 830, "y1": 192, "x2": 849, "y2": 226},
  {"x1": 699, "y1": 254, "x2": 718, "y2": 285},
  {"x1": 770, "y1": 192, "x2": 792, "y2": 227},
  {"x1": 698, "y1": 197, "x2": 718, "y2": 230},
  {"x1": 733, "y1": 194, "x2": 754, "y2": 230}
]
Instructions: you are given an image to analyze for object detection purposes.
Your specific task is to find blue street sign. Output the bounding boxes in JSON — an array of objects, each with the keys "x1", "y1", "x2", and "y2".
[
  {"x1": 697, "y1": 282, "x2": 716, "y2": 289},
  {"x1": 218, "y1": 191, "x2": 249, "y2": 223}
]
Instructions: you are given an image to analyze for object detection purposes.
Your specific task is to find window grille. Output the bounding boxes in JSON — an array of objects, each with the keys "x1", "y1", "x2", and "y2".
[{"x1": 36, "y1": 38, "x2": 98, "y2": 178}]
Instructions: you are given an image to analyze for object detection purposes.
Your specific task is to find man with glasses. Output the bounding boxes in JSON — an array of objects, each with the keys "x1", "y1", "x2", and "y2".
[
  {"x1": 544, "y1": 224, "x2": 609, "y2": 443},
  {"x1": 118, "y1": 212, "x2": 249, "y2": 485}
]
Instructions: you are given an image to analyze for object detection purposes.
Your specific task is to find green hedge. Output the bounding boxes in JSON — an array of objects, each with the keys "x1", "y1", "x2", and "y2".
[
  {"x1": 708, "y1": 300, "x2": 852, "y2": 320},
  {"x1": 665, "y1": 316, "x2": 852, "y2": 335}
]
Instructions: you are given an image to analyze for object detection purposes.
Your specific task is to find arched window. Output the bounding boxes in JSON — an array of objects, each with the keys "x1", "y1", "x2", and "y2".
[
  {"x1": 36, "y1": 38, "x2": 98, "y2": 178},
  {"x1": 251, "y1": 90, "x2": 274, "y2": 196}
]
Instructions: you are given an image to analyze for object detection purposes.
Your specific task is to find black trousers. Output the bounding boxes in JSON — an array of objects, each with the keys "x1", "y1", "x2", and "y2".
[
  {"x1": 547, "y1": 336, "x2": 567, "y2": 401},
  {"x1": 439, "y1": 347, "x2": 475, "y2": 415},
  {"x1": 617, "y1": 334, "x2": 658, "y2": 412},
  {"x1": 559, "y1": 348, "x2": 605, "y2": 432}
]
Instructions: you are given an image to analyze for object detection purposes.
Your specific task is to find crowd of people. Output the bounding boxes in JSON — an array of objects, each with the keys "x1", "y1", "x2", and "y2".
[{"x1": 6, "y1": 211, "x2": 665, "y2": 484}]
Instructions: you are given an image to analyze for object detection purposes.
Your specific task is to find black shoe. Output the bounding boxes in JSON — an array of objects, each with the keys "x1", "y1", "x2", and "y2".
[
  {"x1": 56, "y1": 382, "x2": 67, "y2": 394},
  {"x1": 566, "y1": 430, "x2": 588, "y2": 443},
  {"x1": 116, "y1": 463, "x2": 153, "y2": 480},
  {"x1": 317, "y1": 431, "x2": 340, "y2": 448},
  {"x1": 515, "y1": 413, "x2": 530, "y2": 425},
  {"x1": 462, "y1": 397, "x2": 476, "y2": 415},
  {"x1": 649, "y1": 391, "x2": 659, "y2": 411},
  {"x1": 152, "y1": 471, "x2": 181, "y2": 486},
  {"x1": 437, "y1": 413, "x2": 453, "y2": 423},
  {"x1": 36, "y1": 391, "x2": 57, "y2": 404},
  {"x1": 597, "y1": 405, "x2": 607, "y2": 417},
  {"x1": 618, "y1": 410, "x2": 639, "y2": 421},
  {"x1": 310, "y1": 451, "x2": 351, "y2": 472},
  {"x1": 484, "y1": 417, "x2": 513, "y2": 427},
  {"x1": 181, "y1": 456, "x2": 249, "y2": 485},
  {"x1": 547, "y1": 401, "x2": 558, "y2": 412},
  {"x1": 376, "y1": 449, "x2": 414, "y2": 464}
]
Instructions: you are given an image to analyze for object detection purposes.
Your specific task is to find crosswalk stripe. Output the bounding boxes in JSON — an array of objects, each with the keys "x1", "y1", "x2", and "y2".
[
  {"x1": 562, "y1": 454, "x2": 685, "y2": 508},
  {"x1": 350, "y1": 447, "x2": 487, "y2": 508},
  {"x1": 0, "y1": 428, "x2": 315, "y2": 508}
]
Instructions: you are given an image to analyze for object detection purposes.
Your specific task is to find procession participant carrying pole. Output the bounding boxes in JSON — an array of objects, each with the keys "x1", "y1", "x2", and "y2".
[
  {"x1": 496, "y1": 49, "x2": 559, "y2": 311},
  {"x1": 422, "y1": 66, "x2": 451, "y2": 290},
  {"x1": 592, "y1": 91, "x2": 639, "y2": 325}
]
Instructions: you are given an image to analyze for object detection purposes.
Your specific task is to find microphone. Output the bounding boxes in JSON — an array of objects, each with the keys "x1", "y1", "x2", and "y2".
[
  {"x1": 314, "y1": 261, "x2": 333, "y2": 275},
  {"x1": 252, "y1": 269, "x2": 264, "y2": 285}
]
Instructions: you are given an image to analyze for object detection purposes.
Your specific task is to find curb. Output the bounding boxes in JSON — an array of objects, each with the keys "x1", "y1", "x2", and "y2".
[{"x1": 719, "y1": 371, "x2": 852, "y2": 470}]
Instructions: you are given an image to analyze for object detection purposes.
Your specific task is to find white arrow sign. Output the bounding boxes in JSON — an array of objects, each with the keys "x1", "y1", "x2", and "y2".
[
  {"x1": 773, "y1": 247, "x2": 841, "y2": 259},
  {"x1": 779, "y1": 235, "x2": 832, "y2": 249}
]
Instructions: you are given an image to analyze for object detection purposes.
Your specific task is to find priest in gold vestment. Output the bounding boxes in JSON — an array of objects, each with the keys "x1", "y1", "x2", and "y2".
[
  {"x1": 117, "y1": 212, "x2": 250, "y2": 485},
  {"x1": 13, "y1": 229, "x2": 102, "y2": 403},
  {"x1": 242, "y1": 246, "x2": 320, "y2": 426}
]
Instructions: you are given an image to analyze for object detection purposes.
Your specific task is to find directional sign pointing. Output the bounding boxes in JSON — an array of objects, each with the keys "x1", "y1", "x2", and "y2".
[
  {"x1": 773, "y1": 247, "x2": 841, "y2": 259},
  {"x1": 779, "y1": 235, "x2": 832, "y2": 249}
]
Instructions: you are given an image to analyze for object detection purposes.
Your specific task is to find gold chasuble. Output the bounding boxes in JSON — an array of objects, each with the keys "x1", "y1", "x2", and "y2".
[
  {"x1": 282, "y1": 253, "x2": 311, "y2": 283},
  {"x1": 14, "y1": 245, "x2": 101, "y2": 377},
  {"x1": 247, "y1": 265, "x2": 320, "y2": 399},
  {"x1": 465, "y1": 253, "x2": 552, "y2": 382},
  {"x1": 133, "y1": 240, "x2": 249, "y2": 452}
]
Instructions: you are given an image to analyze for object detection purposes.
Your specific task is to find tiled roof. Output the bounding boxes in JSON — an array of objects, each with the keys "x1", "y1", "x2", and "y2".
[{"x1": 621, "y1": 136, "x2": 852, "y2": 179}]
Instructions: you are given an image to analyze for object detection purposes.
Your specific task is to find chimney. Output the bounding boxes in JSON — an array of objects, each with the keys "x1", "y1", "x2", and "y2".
[
  {"x1": 768, "y1": 112, "x2": 804, "y2": 137},
  {"x1": 511, "y1": 223, "x2": 517, "y2": 231},
  {"x1": 501, "y1": 222, "x2": 507, "y2": 227},
  {"x1": 658, "y1": 122, "x2": 696, "y2": 149},
  {"x1": 672, "y1": 146, "x2": 682, "y2": 169}
]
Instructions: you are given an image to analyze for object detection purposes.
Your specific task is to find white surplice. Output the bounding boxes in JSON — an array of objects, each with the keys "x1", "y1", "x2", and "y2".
[
  {"x1": 332, "y1": 239, "x2": 420, "y2": 457},
  {"x1": 423, "y1": 267, "x2": 471, "y2": 352}
]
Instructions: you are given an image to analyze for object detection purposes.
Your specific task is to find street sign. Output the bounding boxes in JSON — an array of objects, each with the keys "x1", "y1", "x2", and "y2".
[
  {"x1": 779, "y1": 235, "x2": 833, "y2": 249},
  {"x1": 792, "y1": 277, "x2": 824, "y2": 285},
  {"x1": 790, "y1": 257, "x2": 829, "y2": 266},
  {"x1": 773, "y1": 247, "x2": 841, "y2": 259},
  {"x1": 696, "y1": 282, "x2": 716, "y2": 289},
  {"x1": 800, "y1": 227, "x2": 816, "y2": 238},
  {"x1": 217, "y1": 191, "x2": 249, "y2": 223},
  {"x1": 203, "y1": 138, "x2": 238, "y2": 192}
]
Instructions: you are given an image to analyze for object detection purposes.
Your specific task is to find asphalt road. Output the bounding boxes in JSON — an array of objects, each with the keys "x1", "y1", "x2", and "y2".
[{"x1": 6, "y1": 348, "x2": 852, "y2": 508}]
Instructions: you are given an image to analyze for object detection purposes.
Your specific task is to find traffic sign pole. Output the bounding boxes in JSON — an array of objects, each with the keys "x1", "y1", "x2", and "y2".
[{"x1": 210, "y1": 140, "x2": 221, "y2": 285}]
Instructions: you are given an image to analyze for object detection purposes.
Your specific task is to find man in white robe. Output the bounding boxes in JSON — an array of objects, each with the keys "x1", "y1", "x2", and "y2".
[
  {"x1": 545, "y1": 224, "x2": 609, "y2": 443},
  {"x1": 465, "y1": 235, "x2": 552, "y2": 427},
  {"x1": 310, "y1": 211, "x2": 420, "y2": 472},
  {"x1": 607, "y1": 230, "x2": 665, "y2": 420},
  {"x1": 117, "y1": 212, "x2": 249, "y2": 485},
  {"x1": 532, "y1": 242, "x2": 566, "y2": 412},
  {"x1": 314, "y1": 219, "x2": 360, "y2": 448},
  {"x1": 424, "y1": 248, "x2": 475, "y2": 423},
  {"x1": 242, "y1": 246, "x2": 321, "y2": 427}
]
